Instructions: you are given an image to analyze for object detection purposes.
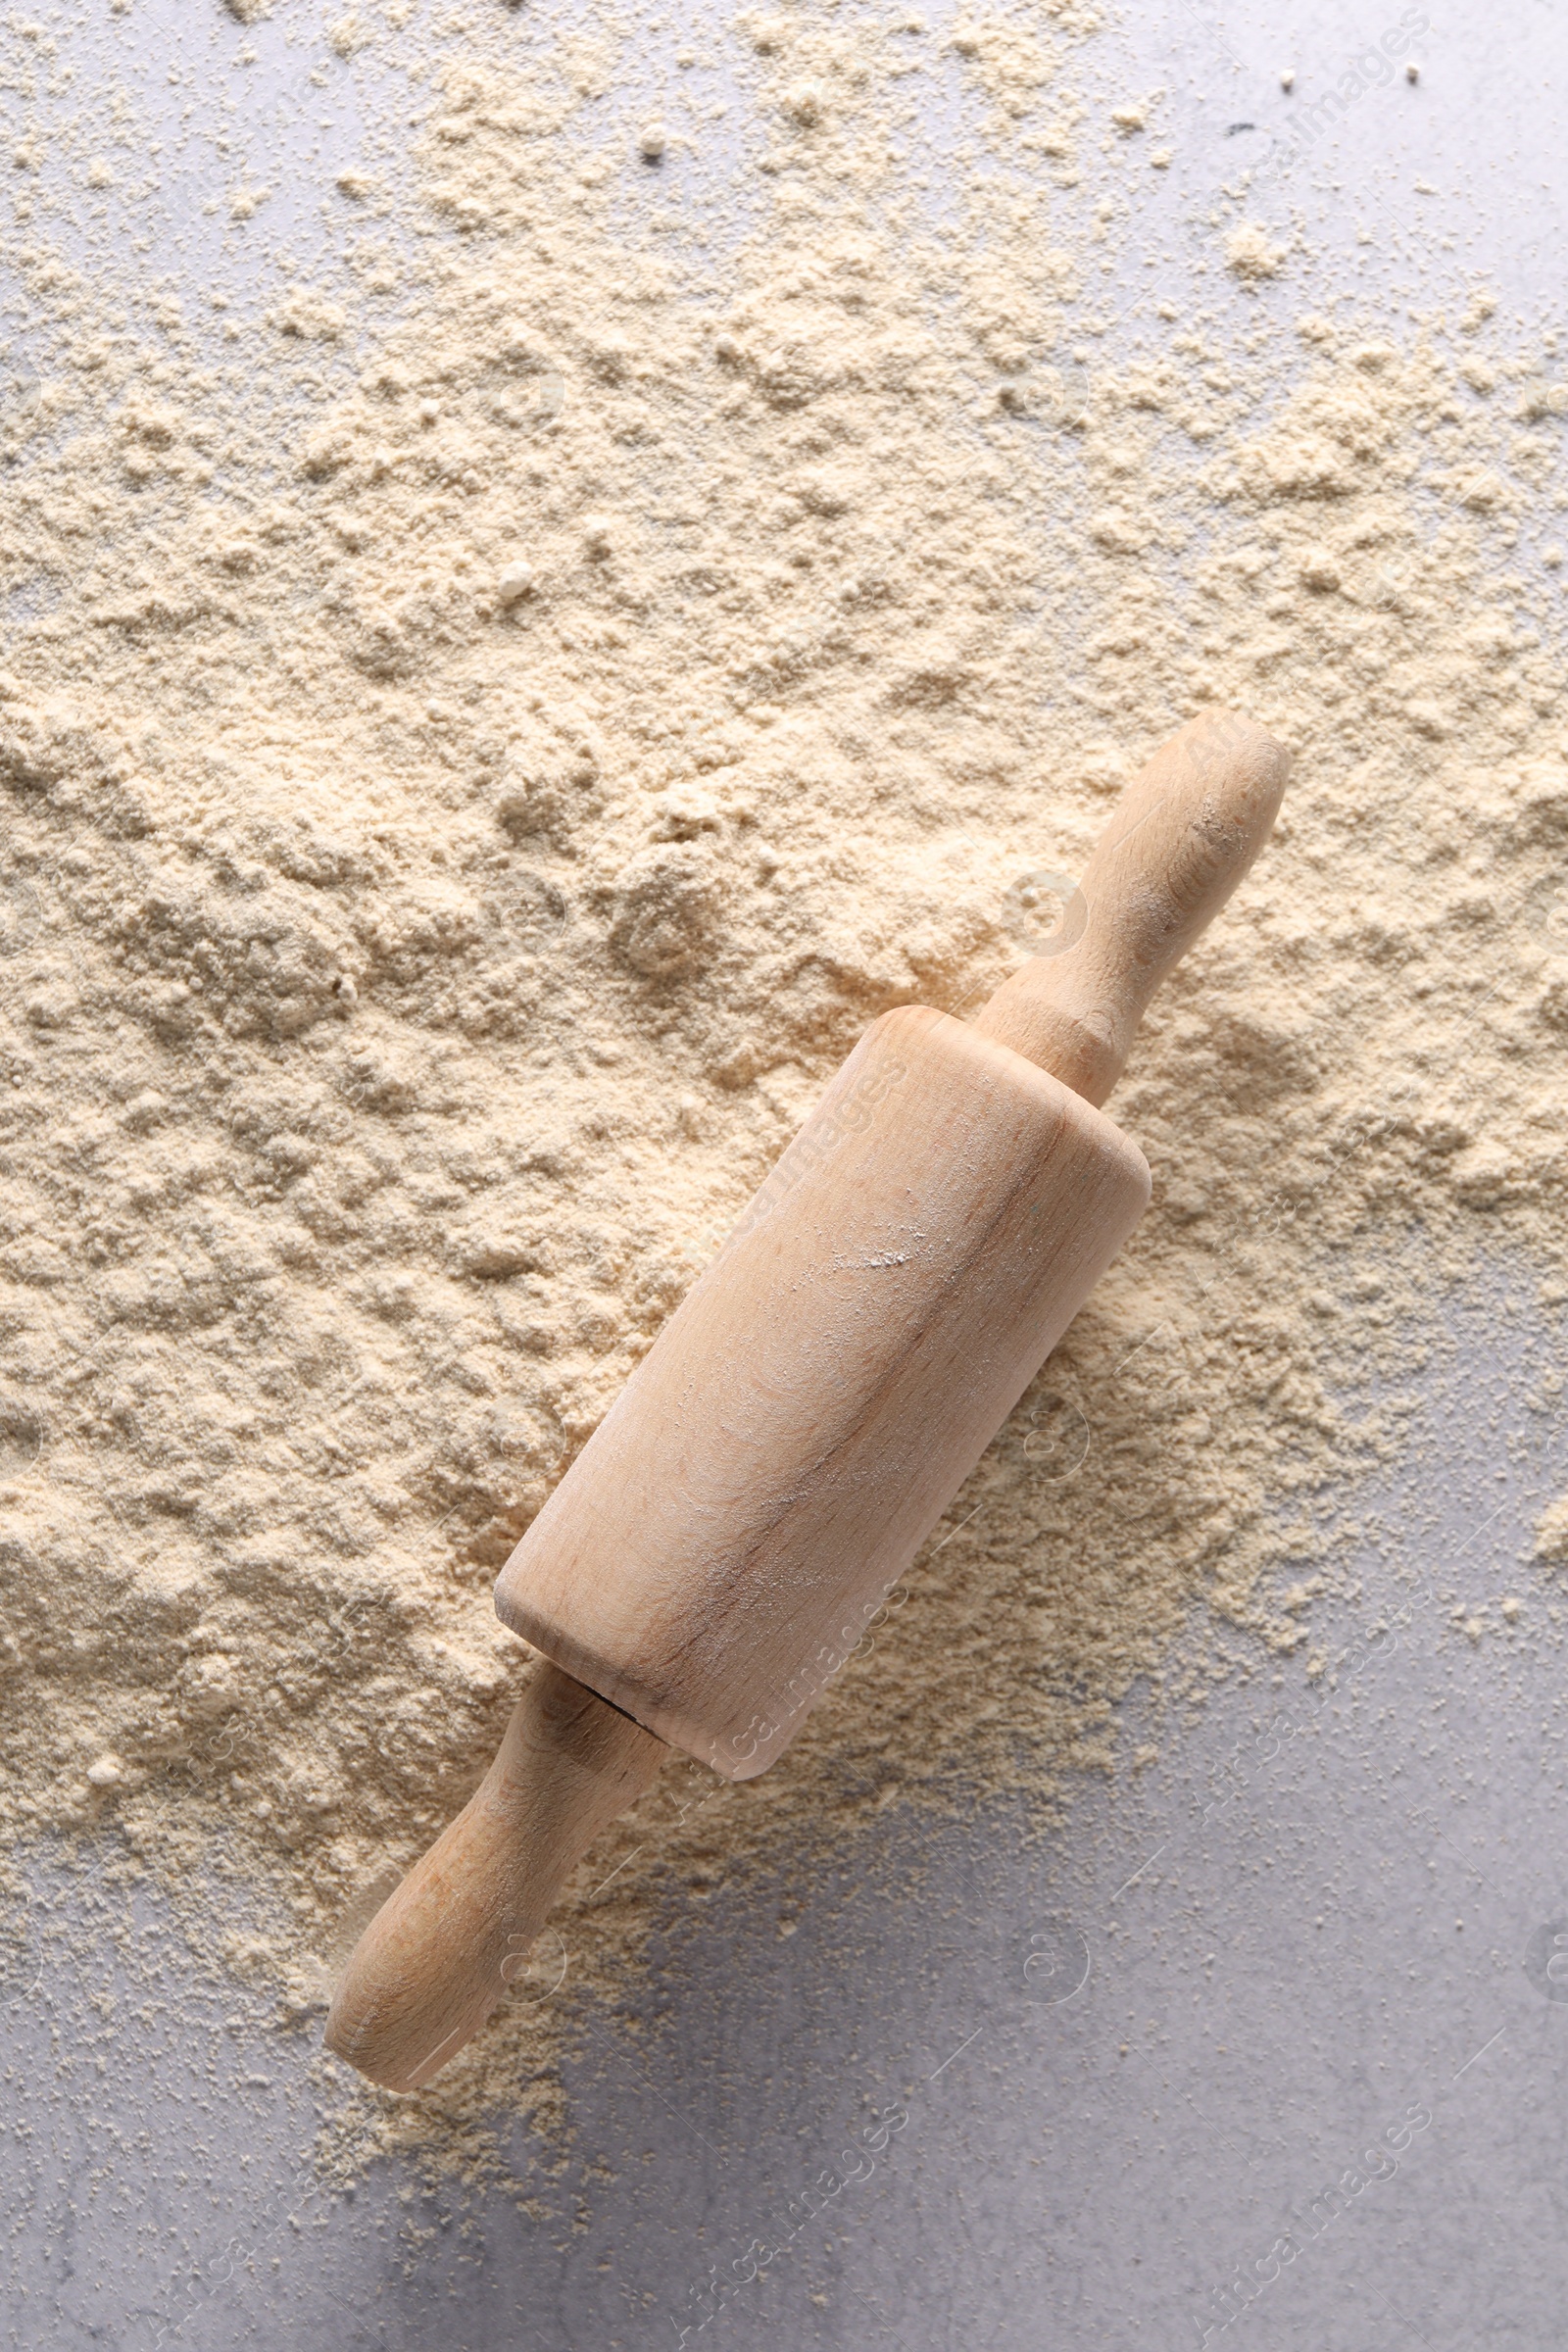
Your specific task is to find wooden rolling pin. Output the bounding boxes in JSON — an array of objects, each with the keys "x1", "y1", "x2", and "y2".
[{"x1": 327, "y1": 708, "x2": 1290, "y2": 2091}]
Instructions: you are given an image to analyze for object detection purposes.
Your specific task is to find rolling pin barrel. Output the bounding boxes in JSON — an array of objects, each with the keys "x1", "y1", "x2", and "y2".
[
  {"x1": 494, "y1": 1004, "x2": 1152, "y2": 1777},
  {"x1": 326, "y1": 707, "x2": 1291, "y2": 2091}
]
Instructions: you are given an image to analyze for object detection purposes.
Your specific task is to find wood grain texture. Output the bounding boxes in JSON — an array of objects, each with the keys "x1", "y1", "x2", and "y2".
[
  {"x1": 327, "y1": 706, "x2": 1289, "y2": 2089},
  {"x1": 494, "y1": 1007, "x2": 1150, "y2": 1777},
  {"x1": 324, "y1": 1662, "x2": 666, "y2": 2091}
]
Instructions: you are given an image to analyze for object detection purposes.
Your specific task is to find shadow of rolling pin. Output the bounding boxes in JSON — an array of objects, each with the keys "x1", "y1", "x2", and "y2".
[{"x1": 327, "y1": 707, "x2": 1291, "y2": 2090}]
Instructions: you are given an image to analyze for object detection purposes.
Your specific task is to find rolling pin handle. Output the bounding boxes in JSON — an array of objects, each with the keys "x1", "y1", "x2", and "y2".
[
  {"x1": 973, "y1": 709, "x2": 1292, "y2": 1104},
  {"x1": 324, "y1": 1662, "x2": 666, "y2": 2093}
]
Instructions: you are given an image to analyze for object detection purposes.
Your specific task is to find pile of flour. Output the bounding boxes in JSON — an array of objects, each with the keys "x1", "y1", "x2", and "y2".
[{"x1": 0, "y1": 0, "x2": 1565, "y2": 2171}]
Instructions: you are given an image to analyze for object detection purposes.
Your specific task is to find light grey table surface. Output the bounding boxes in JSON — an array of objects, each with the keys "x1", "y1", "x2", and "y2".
[{"x1": 5, "y1": 3, "x2": 1568, "y2": 2348}]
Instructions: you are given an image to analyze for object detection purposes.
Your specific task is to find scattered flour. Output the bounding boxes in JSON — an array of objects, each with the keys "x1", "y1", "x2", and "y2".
[
  {"x1": 1225, "y1": 221, "x2": 1287, "y2": 282},
  {"x1": 1, "y1": 0, "x2": 1566, "y2": 2178}
]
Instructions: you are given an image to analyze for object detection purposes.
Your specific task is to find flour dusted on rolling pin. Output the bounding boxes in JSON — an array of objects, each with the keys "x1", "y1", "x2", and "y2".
[
  {"x1": 494, "y1": 1005, "x2": 1152, "y2": 1778},
  {"x1": 0, "y1": 0, "x2": 1562, "y2": 2163}
]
